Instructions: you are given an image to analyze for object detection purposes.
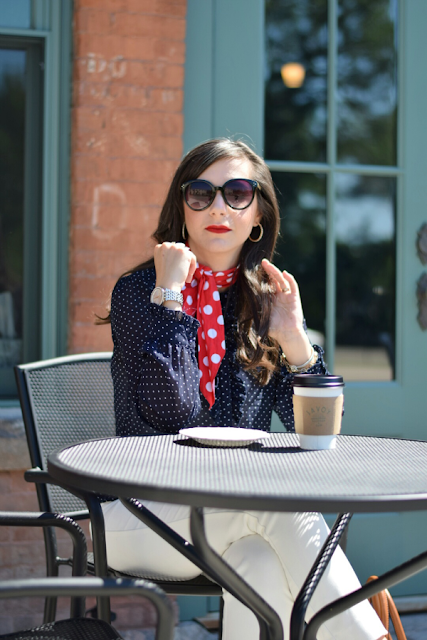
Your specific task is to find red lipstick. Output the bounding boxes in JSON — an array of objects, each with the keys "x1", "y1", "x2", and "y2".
[{"x1": 206, "y1": 225, "x2": 231, "y2": 234}]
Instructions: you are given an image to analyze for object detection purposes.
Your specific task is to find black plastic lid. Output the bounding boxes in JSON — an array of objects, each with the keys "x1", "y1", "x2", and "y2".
[{"x1": 292, "y1": 374, "x2": 344, "y2": 388}]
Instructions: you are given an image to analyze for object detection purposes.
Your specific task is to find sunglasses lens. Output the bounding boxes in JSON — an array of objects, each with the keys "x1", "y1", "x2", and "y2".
[
  {"x1": 184, "y1": 181, "x2": 214, "y2": 210},
  {"x1": 223, "y1": 180, "x2": 254, "y2": 209}
]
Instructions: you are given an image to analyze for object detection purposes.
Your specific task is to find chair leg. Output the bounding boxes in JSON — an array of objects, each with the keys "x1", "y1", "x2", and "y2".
[
  {"x1": 43, "y1": 525, "x2": 59, "y2": 623},
  {"x1": 218, "y1": 596, "x2": 224, "y2": 640},
  {"x1": 338, "y1": 523, "x2": 349, "y2": 553},
  {"x1": 40, "y1": 512, "x2": 88, "y2": 620},
  {"x1": 85, "y1": 493, "x2": 111, "y2": 623}
]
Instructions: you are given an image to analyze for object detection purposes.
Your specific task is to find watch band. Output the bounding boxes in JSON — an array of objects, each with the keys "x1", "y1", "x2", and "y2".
[
  {"x1": 150, "y1": 286, "x2": 184, "y2": 306},
  {"x1": 164, "y1": 289, "x2": 184, "y2": 305}
]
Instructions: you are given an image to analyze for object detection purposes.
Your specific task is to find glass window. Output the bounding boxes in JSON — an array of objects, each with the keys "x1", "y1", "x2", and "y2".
[
  {"x1": 337, "y1": 0, "x2": 398, "y2": 165},
  {"x1": 265, "y1": 0, "x2": 398, "y2": 383},
  {"x1": 264, "y1": 0, "x2": 328, "y2": 163},
  {"x1": 335, "y1": 174, "x2": 396, "y2": 380},
  {"x1": 272, "y1": 172, "x2": 327, "y2": 343},
  {"x1": 0, "y1": 42, "x2": 43, "y2": 398}
]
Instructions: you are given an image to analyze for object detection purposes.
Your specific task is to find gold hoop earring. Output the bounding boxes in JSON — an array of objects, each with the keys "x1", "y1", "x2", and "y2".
[
  {"x1": 249, "y1": 223, "x2": 263, "y2": 243},
  {"x1": 182, "y1": 221, "x2": 187, "y2": 240}
]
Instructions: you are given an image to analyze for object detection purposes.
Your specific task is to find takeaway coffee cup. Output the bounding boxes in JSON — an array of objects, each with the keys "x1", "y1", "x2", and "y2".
[{"x1": 292, "y1": 375, "x2": 345, "y2": 450}]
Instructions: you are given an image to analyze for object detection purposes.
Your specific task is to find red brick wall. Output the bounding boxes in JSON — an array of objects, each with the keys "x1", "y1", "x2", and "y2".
[{"x1": 69, "y1": 0, "x2": 187, "y2": 353}]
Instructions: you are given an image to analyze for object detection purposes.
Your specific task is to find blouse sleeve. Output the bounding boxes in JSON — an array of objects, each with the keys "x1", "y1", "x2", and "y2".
[
  {"x1": 111, "y1": 273, "x2": 202, "y2": 433},
  {"x1": 273, "y1": 345, "x2": 328, "y2": 432}
]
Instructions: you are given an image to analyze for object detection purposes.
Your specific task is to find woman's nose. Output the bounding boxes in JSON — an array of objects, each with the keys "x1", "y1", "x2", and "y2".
[{"x1": 209, "y1": 189, "x2": 227, "y2": 214}]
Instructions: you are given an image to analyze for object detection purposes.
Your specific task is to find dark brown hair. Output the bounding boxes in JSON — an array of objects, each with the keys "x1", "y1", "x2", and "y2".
[{"x1": 99, "y1": 138, "x2": 281, "y2": 383}]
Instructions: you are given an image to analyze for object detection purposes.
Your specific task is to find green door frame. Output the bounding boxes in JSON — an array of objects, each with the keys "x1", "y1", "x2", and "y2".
[
  {"x1": 0, "y1": 0, "x2": 72, "y2": 394},
  {"x1": 184, "y1": 0, "x2": 265, "y2": 154}
]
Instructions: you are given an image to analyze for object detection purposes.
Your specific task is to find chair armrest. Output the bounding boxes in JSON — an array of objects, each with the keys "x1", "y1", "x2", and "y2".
[
  {"x1": 0, "y1": 577, "x2": 175, "y2": 640},
  {"x1": 62, "y1": 510, "x2": 90, "y2": 521},
  {"x1": 24, "y1": 469, "x2": 90, "y2": 521},
  {"x1": 0, "y1": 511, "x2": 87, "y2": 574},
  {"x1": 0, "y1": 511, "x2": 88, "y2": 618},
  {"x1": 24, "y1": 467, "x2": 54, "y2": 484}
]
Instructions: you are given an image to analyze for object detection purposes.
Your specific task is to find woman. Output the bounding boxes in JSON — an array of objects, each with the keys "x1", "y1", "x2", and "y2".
[{"x1": 100, "y1": 139, "x2": 386, "y2": 640}]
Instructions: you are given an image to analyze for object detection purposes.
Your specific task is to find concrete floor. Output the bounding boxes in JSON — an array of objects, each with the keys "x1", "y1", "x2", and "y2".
[
  {"x1": 390, "y1": 611, "x2": 427, "y2": 639},
  {"x1": 120, "y1": 622, "x2": 217, "y2": 640},
  {"x1": 119, "y1": 611, "x2": 427, "y2": 639}
]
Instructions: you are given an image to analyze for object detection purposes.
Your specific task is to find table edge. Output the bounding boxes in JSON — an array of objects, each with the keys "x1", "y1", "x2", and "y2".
[{"x1": 47, "y1": 439, "x2": 427, "y2": 514}]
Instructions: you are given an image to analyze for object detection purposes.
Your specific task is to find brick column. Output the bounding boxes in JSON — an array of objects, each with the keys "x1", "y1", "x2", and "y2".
[{"x1": 69, "y1": 0, "x2": 187, "y2": 353}]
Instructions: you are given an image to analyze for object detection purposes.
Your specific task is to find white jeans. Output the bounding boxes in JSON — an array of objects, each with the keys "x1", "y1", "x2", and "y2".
[{"x1": 101, "y1": 500, "x2": 386, "y2": 640}]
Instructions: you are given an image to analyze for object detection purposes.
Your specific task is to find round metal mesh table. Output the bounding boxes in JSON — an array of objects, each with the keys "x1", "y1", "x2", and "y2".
[{"x1": 48, "y1": 433, "x2": 427, "y2": 513}]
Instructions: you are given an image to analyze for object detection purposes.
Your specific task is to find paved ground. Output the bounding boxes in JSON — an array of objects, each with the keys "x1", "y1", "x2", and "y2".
[
  {"x1": 119, "y1": 612, "x2": 427, "y2": 639},
  {"x1": 120, "y1": 622, "x2": 217, "y2": 640},
  {"x1": 390, "y1": 612, "x2": 427, "y2": 639}
]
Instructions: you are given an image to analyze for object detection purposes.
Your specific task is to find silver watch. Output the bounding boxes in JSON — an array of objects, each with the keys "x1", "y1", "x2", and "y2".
[{"x1": 150, "y1": 286, "x2": 184, "y2": 306}]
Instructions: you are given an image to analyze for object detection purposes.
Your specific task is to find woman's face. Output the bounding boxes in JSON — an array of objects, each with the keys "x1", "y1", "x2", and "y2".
[{"x1": 183, "y1": 157, "x2": 261, "y2": 271}]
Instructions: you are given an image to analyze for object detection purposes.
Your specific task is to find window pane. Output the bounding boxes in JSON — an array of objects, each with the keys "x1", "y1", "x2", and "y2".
[
  {"x1": 337, "y1": 0, "x2": 398, "y2": 166},
  {"x1": 265, "y1": 0, "x2": 328, "y2": 162},
  {"x1": 0, "y1": 49, "x2": 26, "y2": 396},
  {"x1": 335, "y1": 174, "x2": 396, "y2": 381},
  {"x1": 272, "y1": 172, "x2": 327, "y2": 344}
]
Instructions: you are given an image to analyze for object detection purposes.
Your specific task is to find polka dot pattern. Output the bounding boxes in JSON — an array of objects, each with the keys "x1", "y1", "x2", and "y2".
[
  {"x1": 110, "y1": 266, "x2": 327, "y2": 436},
  {"x1": 183, "y1": 263, "x2": 239, "y2": 408}
]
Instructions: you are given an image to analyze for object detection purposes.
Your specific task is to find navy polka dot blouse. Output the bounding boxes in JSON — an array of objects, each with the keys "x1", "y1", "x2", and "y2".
[{"x1": 110, "y1": 267, "x2": 327, "y2": 436}]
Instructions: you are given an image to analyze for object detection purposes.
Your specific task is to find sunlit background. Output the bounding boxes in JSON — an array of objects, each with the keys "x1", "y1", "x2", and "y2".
[{"x1": 264, "y1": 0, "x2": 397, "y2": 381}]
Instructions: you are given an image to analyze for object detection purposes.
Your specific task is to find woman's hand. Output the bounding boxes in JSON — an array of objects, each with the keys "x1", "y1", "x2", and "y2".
[
  {"x1": 154, "y1": 242, "x2": 197, "y2": 292},
  {"x1": 261, "y1": 259, "x2": 312, "y2": 365}
]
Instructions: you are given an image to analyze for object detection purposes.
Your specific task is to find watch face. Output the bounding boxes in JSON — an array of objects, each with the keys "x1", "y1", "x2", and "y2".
[{"x1": 151, "y1": 287, "x2": 164, "y2": 305}]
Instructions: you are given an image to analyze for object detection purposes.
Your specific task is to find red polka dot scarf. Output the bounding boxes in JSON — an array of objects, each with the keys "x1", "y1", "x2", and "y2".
[{"x1": 182, "y1": 264, "x2": 239, "y2": 408}]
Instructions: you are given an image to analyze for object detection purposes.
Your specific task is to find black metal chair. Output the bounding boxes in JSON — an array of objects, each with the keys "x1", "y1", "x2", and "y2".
[
  {"x1": 0, "y1": 577, "x2": 174, "y2": 640},
  {"x1": 0, "y1": 511, "x2": 174, "y2": 640},
  {"x1": 14, "y1": 353, "x2": 221, "y2": 625}
]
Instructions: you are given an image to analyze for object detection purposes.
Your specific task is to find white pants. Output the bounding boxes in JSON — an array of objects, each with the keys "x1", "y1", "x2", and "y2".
[{"x1": 101, "y1": 500, "x2": 386, "y2": 640}]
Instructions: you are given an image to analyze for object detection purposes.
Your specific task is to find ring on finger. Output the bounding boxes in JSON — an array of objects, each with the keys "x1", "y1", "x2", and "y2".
[{"x1": 281, "y1": 284, "x2": 291, "y2": 293}]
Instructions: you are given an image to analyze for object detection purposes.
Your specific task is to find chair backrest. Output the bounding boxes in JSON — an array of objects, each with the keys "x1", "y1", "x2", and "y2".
[{"x1": 15, "y1": 353, "x2": 116, "y2": 512}]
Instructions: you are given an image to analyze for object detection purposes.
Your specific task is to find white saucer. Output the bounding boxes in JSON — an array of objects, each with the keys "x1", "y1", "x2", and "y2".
[{"x1": 179, "y1": 427, "x2": 270, "y2": 447}]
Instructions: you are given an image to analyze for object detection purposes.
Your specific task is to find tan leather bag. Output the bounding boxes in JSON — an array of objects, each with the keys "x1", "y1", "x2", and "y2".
[{"x1": 367, "y1": 576, "x2": 407, "y2": 640}]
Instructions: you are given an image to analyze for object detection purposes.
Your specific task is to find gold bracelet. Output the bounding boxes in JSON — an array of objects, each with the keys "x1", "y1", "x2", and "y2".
[{"x1": 281, "y1": 347, "x2": 318, "y2": 373}]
